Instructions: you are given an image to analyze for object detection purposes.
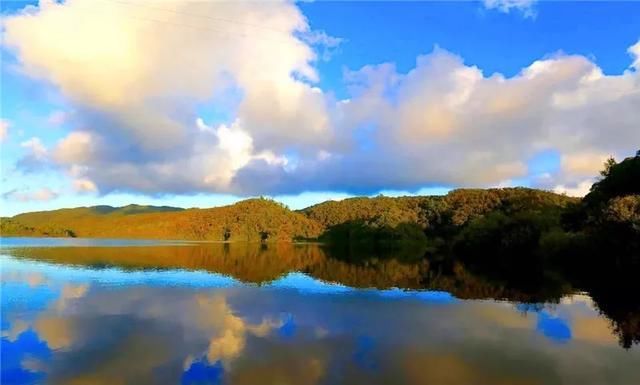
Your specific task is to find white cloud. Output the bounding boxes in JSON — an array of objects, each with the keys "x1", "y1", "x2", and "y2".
[
  {"x1": 2, "y1": 2, "x2": 638, "y2": 197},
  {"x1": 16, "y1": 136, "x2": 52, "y2": 172},
  {"x1": 201, "y1": 119, "x2": 287, "y2": 188},
  {"x1": 233, "y1": 45, "x2": 638, "y2": 194},
  {"x1": 5, "y1": 0, "x2": 330, "y2": 151},
  {"x1": 3, "y1": 0, "x2": 336, "y2": 193},
  {"x1": 54, "y1": 131, "x2": 95, "y2": 164},
  {"x1": 554, "y1": 180, "x2": 594, "y2": 197},
  {"x1": 20, "y1": 137, "x2": 47, "y2": 159},
  {"x1": 31, "y1": 187, "x2": 59, "y2": 201},
  {"x1": 560, "y1": 152, "x2": 609, "y2": 177},
  {"x1": 483, "y1": 0, "x2": 537, "y2": 18},
  {"x1": 629, "y1": 39, "x2": 640, "y2": 71},
  {"x1": 3, "y1": 187, "x2": 59, "y2": 202},
  {"x1": 73, "y1": 178, "x2": 97, "y2": 193}
]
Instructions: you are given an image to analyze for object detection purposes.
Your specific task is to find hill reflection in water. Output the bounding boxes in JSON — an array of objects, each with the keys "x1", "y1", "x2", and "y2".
[{"x1": 2, "y1": 241, "x2": 639, "y2": 385}]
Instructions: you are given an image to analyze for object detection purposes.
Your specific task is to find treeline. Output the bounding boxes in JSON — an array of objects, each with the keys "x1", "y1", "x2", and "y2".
[
  {"x1": 449, "y1": 151, "x2": 639, "y2": 268},
  {"x1": 311, "y1": 151, "x2": 639, "y2": 263},
  {"x1": 0, "y1": 217, "x2": 75, "y2": 237},
  {"x1": 308, "y1": 187, "x2": 578, "y2": 256},
  {"x1": 1, "y1": 189, "x2": 575, "y2": 243},
  {"x1": 303, "y1": 188, "x2": 575, "y2": 231},
  {"x1": 3, "y1": 199, "x2": 322, "y2": 241}
]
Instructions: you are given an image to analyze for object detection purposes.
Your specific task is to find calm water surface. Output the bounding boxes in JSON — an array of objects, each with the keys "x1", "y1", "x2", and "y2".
[{"x1": 1, "y1": 238, "x2": 639, "y2": 385}]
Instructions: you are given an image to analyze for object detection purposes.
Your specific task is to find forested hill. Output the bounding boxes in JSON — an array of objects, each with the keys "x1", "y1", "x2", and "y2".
[
  {"x1": 1, "y1": 189, "x2": 575, "y2": 241},
  {"x1": 302, "y1": 188, "x2": 577, "y2": 231},
  {"x1": 14, "y1": 204, "x2": 184, "y2": 221},
  {"x1": 1, "y1": 199, "x2": 321, "y2": 241},
  {"x1": 2, "y1": 150, "x2": 638, "y2": 243}
]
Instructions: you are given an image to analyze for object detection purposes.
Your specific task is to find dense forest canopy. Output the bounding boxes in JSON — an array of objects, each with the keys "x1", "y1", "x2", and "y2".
[
  {"x1": 1, "y1": 189, "x2": 574, "y2": 242},
  {"x1": 2, "y1": 198, "x2": 321, "y2": 241}
]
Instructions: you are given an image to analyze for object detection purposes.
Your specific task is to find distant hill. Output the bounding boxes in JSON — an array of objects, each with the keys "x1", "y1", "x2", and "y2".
[
  {"x1": 13, "y1": 203, "x2": 184, "y2": 218},
  {"x1": 1, "y1": 189, "x2": 576, "y2": 242},
  {"x1": 4, "y1": 199, "x2": 321, "y2": 241}
]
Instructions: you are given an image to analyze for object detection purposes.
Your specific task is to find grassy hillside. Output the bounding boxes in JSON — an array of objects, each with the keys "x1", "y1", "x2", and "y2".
[
  {"x1": 3, "y1": 189, "x2": 575, "y2": 242},
  {"x1": 0, "y1": 217, "x2": 75, "y2": 237},
  {"x1": 5, "y1": 199, "x2": 321, "y2": 241}
]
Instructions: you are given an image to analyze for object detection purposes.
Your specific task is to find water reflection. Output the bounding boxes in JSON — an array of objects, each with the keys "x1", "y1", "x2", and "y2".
[{"x1": 2, "y1": 240, "x2": 639, "y2": 384}]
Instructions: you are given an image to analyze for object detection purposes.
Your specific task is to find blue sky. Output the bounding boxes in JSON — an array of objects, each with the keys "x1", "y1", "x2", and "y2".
[
  {"x1": 303, "y1": 1, "x2": 640, "y2": 87},
  {"x1": 1, "y1": 0, "x2": 639, "y2": 215}
]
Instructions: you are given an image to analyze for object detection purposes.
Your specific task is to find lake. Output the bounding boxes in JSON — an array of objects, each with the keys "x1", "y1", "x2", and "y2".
[{"x1": 1, "y1": 238, "x2": 639, "y2": 385}]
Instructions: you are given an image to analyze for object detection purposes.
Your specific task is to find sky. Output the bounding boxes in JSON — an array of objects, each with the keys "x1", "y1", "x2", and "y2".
[{"x1": 1, "y1": 0, "x2": 639, "y2": 216}]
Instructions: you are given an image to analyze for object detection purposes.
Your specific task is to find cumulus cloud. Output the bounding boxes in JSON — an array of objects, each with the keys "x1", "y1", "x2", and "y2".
[
  {"x1": 53, "y1": 131, "x2": 96, "y2": 164},
  {"x1": 483, "y1": 0, "x2": 538, "y2": 18},
  {"x1": 2, "y1": 1, "x2": 639, "y2": 197},
  {"x1": 560, "y1": 152, "x2": 609, "y2": 178},
  {"x1": 3, "y1": 0, "x2": 336, "y2": 193},
  {"x1": 20, "y1": 137, "x2": 47, "y2": 158},
  {"x1": 73, "y1": 178, "x2": 98, "y2": 193},
  {"x1": 3, "y1": 187, "x2": 59, "y2": 202},
  {"x1": 16, "y1": 136, "x2": 50, "y2": 171},
  {"x1": 630, "y1": 39, "x2": 640, "y2": 71},
  {"x1": 233, "y1": 45, "x2": 640, "y2": 195}
]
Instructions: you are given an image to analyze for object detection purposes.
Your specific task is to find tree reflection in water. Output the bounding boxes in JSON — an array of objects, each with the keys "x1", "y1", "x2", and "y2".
[{"x1": 5, "y1": 241, "x2": 639, "y2": 349}]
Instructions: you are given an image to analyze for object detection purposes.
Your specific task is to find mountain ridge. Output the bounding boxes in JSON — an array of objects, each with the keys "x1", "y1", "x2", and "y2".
[{"x1": 1, "y1": 188, "x2": 576, "y2": 241}]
